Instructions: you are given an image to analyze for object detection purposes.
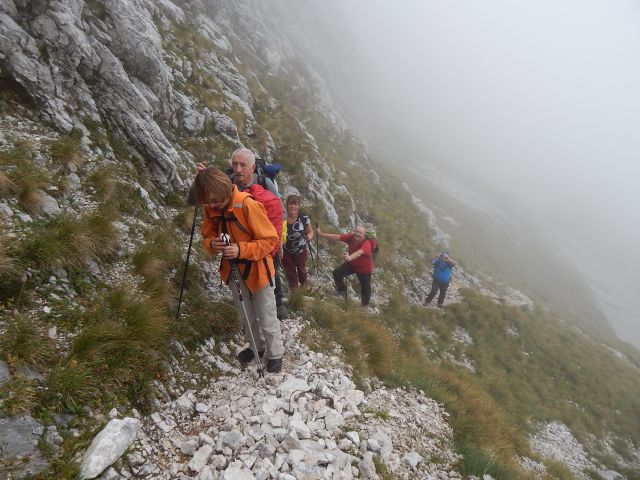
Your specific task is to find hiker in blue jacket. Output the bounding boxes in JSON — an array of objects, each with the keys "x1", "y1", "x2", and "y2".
[{"x1": 423, "y1": 252, "x2": 457, "y2": 308}]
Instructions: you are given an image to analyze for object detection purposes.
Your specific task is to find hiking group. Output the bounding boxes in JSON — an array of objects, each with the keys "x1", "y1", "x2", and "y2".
[{"x1": 189, "y1": 147, "x2": 455, "y2": 374}]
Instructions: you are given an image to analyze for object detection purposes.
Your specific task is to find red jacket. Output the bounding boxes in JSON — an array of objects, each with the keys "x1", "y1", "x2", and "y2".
[{"x1": 340, "y1": 233, "x2": 374, "y2": 274}]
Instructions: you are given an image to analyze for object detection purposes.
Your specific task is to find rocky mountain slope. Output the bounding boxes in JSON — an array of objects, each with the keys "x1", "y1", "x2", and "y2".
[{"x1": 1, "y1": 1, "x2": 640, "y2": 479}]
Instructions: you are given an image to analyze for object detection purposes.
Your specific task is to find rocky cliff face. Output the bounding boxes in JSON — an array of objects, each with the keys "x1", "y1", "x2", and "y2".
[
  {"x1": 1, "y1": 0, "x2": 188, "y2": 186},
  {"x1": 1, "y1": 1, "x2": 639, "y2": 479}
]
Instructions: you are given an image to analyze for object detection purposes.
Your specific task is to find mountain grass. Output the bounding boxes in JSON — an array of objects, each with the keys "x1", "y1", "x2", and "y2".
[
  {"x1": 0, "y1": 219, "x2": 19, "y2": 279},
  {"x1": 68, "y1": 288, "x2": 169, "y2": 410},
  {"x1": 49, "y1": 129, "x2": 84, "y2": 167},
  {"x1": 39, "y1": 360, "x2": 102, "y2": 415},
  {"x1": 133, "y1": 229, "x2": 183, "y2": 308},
  {"x1": 0, "y1": 376, "x2": 38, "y2": 416},
  {"x1": 0, "y1": 144, "x2": 49, "y2": 212},
  {"x1": 0, "y1": 169, "x2": 17, "y2": 194},
  {"x1": 0, "y1": 313, "x2": 56, "y2": 369},
  {"x1": 288, "y1": 287, "x2": 306, "y2": 312},
  {"x1": 18, "y1": 209, "x2": 119, "y2": 274}
]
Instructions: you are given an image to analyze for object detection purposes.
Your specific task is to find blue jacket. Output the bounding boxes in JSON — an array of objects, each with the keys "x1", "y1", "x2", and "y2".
[{"x1": 432, "y1": 258, "x2": 453, "y2": 283}]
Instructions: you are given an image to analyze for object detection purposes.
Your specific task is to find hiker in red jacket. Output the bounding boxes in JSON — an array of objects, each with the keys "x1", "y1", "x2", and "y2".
[{"x1": 317, "y1": 224, "x2": 374, "y2": 307}]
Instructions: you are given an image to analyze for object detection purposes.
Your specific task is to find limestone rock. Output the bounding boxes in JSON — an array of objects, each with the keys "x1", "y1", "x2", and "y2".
[
  {"x1": 39, "y1": 192, "x2": 61, "y2": 216},
  {"x1": 360, "y1": 452, "x2": 379, "y2": 480},
  {"x1": 219, "y1": 460, "x2": 254, "y2": 480},
  {"x1": 0, "y1": 360, "x2": 10, "y2": 387},
  {"x1": 79, "y1": 417, "x2": 141, "y2": 479},
  {"x1": 0, "y1": 201, "x2": 13, "y2": 218},
  {"x1": 277, "y1": 376, "x2": 311, "y2": 399},
  {"x1": 401, "y1": 451, "x2": 422, "y2": 470},
  {"x1": 188, "y1": 444, "x2": 213, "y2": 473}
]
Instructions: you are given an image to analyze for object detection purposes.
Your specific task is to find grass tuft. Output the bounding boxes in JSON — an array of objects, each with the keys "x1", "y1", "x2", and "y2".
[
  {"x1": 458, "y1": 443, "x2": 518, "y2": 479},
  {"x1": 288, "y1": 287, "x2": 306, "y2": 312},
  {"x1": 0, "y1": 219, "x2": 19, "y2": 278},
  {"x1": 133, "y1": 229, "x2": 183, "y2": 308},
  {"x1": 0, "y1": 376, "x2": 38, "y2": 416},
  {"x1": 69, "y1": 288, "x2": 170, "y2": 410},
  {"x1": 0, "y1": 169, "x2": 17, "y2": 194},
  {"x1": 0, "y1": 313, "x2": 56, "y2": 368},
  {"x1": 39, "y1": 360, "x2": 102, "y2": 415},
  {"x1": 49, "y1": 129, "x2": 84, "y2": 167},
  {"x1": 173, "y1": 292, "x2": 239, "y2": 348},
  {"x1": 19, "y1": 210, "x2": 118, "y2": 273},
  {"x1": 0, "y1": 144, "x2": 53, "y2": 212}
]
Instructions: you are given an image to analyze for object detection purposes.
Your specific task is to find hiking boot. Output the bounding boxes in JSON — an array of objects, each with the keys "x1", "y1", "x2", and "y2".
[
  {"x1": 437, "y1": 302, "x2": 445, "y2": 308},
  {"x1": 236, "y1": 348, "x2": 264, "y2": 364},
  {"x1": 266, "y1": 358, "x2": 282, "y2": 373},
  {"x1": 277, "y1": 305, "x2": 288, "y2": 319}
]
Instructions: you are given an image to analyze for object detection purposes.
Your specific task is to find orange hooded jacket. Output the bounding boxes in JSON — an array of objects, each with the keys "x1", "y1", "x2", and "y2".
[{"x1": 201, "y1": 186, "x2": 278, "y2": 293}]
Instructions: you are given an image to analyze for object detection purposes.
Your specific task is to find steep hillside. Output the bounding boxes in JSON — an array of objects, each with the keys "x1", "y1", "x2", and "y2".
[{"x1": 1, "y1": 1, "x2": 639, "y2": 479}]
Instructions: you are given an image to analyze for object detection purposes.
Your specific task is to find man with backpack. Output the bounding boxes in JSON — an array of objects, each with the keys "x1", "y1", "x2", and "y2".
[
  {"x1": 193, "y1": 167, "x2": 284, "y2": 373},
  {"x1": 194, "y1": 148, "x2": 287, "y2": 319},
  {"x1": 228, "y1": 147, "x2": 280, "y2": 197},
  {"x1": 423, "y1": 252, "x2": 457, "y2": 308},
  {"x1": 364, "y1": 226, "x2": 379, "y2": 265},
  {"x1": 317, "y1": 224, "x2": 374, "y2": 307}
]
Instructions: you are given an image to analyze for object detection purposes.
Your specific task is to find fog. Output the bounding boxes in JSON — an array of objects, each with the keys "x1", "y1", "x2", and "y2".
[{"x1": 313, "y1": 1, "x2": 640, "y2": 345}]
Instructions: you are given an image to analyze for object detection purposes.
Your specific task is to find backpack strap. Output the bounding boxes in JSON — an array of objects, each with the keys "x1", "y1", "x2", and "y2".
[
  {"x1": 220, "y1": 193, "x2": 274, "y2": 287},
  {"x1": 263, "y1": 258, "x2": 273, "y2": 287},
  {"x1": 220, "y1": 216, "x2": 253, "y2": 279},
  {"x1": 255, "y1": 164, "x2": 267, "y2": 189}
]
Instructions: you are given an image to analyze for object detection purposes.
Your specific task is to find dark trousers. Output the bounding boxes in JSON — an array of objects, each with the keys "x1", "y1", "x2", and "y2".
[
  {"x1": 333, "y1": 262, "x2": 372, "y2": 306},
  {"x1": 425, "y1": 279, "x2": 450, "y2": 305},
  {"x1": 282, "y1": 249, "x2": 308, "y2": 289},
  {"x1": 274, "y1": 254, "x2": 284, "y2": 307}
]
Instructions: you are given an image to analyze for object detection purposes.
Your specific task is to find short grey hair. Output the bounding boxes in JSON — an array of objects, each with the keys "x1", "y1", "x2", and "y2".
[{"x1": 231, "y1": 147, "x2": 256, "y2": 165}]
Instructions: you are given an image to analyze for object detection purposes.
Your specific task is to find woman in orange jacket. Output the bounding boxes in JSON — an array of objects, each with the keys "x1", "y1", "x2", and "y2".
[{"x1": 193, "y1": 167, "x2": 284, "y2": 373}]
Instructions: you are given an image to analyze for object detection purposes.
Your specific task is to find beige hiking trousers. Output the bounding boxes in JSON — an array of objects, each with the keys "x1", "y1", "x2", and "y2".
[{"x1": 230, "y1": 280, "x2": 284, "y2": 360}]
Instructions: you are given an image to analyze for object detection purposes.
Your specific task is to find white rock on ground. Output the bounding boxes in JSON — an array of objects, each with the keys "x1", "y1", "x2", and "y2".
[{"x1": 79, "y1": 417, "x2": 141, "y2": 479}]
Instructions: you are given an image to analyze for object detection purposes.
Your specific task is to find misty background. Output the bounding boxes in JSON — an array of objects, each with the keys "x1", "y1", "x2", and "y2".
[{"x1": 280, "y1": 0, "x2": 640, "y2": 346}]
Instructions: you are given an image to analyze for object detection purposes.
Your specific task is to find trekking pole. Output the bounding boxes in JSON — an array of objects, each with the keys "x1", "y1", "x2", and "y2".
[
  {"x1": 315, "y1": 222, "x2": 319, "y2": 281},
  {"x1": 222, "y1": 234, "x2": 264, "y2": 378},
  {"x1": 344, "y1": 278, "x2": 348, "y2": 310},
  {"x1": 175, "y1": 205, "x2": 198, "y2": 320},
  {"x1": 307, "y1": 243, "x2": 316, "y2": 271}
]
